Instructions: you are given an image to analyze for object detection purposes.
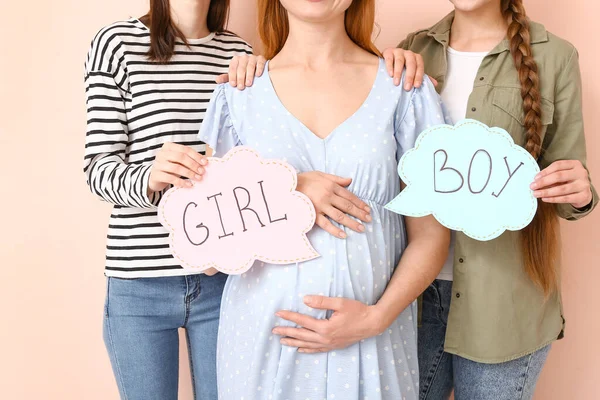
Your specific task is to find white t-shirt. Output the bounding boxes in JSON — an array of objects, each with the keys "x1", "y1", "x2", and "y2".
[{"x1": 437, "y1": 47, "x2": 488, "y2": 281}]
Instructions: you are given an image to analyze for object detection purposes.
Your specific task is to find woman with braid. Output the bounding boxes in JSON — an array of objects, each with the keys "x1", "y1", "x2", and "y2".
[
  {"x1": 386, "y1": 0, "x2": 598, "y2": 398},
  {"x1": 232, "y1": 0, "x2": 597, "y2": 398}
]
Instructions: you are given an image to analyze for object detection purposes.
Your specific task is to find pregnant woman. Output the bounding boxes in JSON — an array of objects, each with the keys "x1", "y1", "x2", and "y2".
[{"x1": 200, "y1": 0, "x2": 450, "y2": 398}]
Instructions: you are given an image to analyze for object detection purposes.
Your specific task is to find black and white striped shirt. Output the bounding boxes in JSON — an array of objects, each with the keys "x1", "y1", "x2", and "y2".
[{"x1": 84, "y1": 18, "x2": 252, "y2": 277}]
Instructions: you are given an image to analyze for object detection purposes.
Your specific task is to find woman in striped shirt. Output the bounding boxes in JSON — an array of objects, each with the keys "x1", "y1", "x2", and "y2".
[
  {"x1": 83, "y1": 0, "x2": 250, "y2": 398},
  {"x1": 84, "y1": 1, "x2": 387, "y2": 398}
]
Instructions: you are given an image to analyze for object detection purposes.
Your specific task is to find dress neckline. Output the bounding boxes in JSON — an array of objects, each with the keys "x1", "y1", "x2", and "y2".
[{"x1": 262, "y1": 58, "x2": 385, "y2": 143}]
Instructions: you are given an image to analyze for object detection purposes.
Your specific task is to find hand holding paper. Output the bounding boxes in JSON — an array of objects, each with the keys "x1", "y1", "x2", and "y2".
[
  {"x1": 532, "y1": 159, "x2": 593, "y2": 208},
  {"x1": 158, "y1": 147, "x2": 319, "y2": 274}
]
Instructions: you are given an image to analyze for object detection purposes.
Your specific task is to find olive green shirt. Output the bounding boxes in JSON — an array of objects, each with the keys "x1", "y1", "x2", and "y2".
[{"x1": 400, "y1": 12, "x2": 598, "y2": 363}]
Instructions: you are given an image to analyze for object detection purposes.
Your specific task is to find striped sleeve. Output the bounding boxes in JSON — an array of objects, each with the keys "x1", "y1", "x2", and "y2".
[{"x1": 83, "y1": 28, "x2": 159, "y2": 209}]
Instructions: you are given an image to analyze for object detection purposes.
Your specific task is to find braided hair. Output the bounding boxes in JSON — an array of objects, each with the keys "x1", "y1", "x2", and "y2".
[{"x1": 503, "y1": 0, "x2": 560, "y2": 295}]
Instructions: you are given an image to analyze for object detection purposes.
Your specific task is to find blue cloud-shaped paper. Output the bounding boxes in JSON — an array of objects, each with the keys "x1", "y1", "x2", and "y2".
[{"x1": 385, "y1": 119, "x2": 539, "y2": 241}]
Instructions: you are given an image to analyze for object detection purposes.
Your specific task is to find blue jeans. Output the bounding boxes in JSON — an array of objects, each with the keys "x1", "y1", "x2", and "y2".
[
  {"x1": 418, "y1": 279, "x2": 551, "y2": 400},
  {"x1": 103, "y1": 273, "x2": 228, "y2": 400}
]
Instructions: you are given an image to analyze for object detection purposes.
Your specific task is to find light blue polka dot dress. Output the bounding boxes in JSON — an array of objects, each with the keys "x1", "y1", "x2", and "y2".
[{"x1": 200, "y1": 58, "x2": 448, "y2": 400}]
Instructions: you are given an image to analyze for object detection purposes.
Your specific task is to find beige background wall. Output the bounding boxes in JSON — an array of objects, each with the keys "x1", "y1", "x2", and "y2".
[{"x1": 0, "y1": 0, "x2": 597, "y2": 398}]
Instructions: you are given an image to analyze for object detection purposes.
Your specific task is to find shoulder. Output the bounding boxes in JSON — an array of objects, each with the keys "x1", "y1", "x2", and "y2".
[
  {"x1": 87, "y1": 19, "x2": 145, "y2": 53},
  {"x1": 543, "y1": 32, "x2": 578, "y2": 62},
  {"x1": 399, "y1": 13, "x2": 453, "y2": 51},
  {"x1": 85, "y1": 19, "x2": 144, "y2": 73},
  {"x1": 212, "y1": 32, "x2": 253, "y2": 55},
  {"x1": 214, "y1": 71, "x2": 272, "y2": 121},
  {"x1": 400, "y1": 28, "x2": 433, "y2": 49},
  {"x1": 375, "y1": 63, "x2": 441, "y2": 121},
  {"x1": 530, "y1": 21, "x2": 577, "y2": 58},
  {"x1": 529, "y1": 22, "x2": 580, "y2": 82},
  {"x1": 212, "y1": 74, "x2": 260, "y2": 110}
]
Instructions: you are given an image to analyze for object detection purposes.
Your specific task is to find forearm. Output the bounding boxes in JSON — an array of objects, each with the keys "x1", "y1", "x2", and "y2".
[
  {"x1": 373, "y1": 228, "x2": 449, "y2": 331},
  {"x1": 84, "y1": 58, "x2": 159, "y2": 208},
  {"x1": 85, "y1": 156, "x2": 160, "y2": 208}
]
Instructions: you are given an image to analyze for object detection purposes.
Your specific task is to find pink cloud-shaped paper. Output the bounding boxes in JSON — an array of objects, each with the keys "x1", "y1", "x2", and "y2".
[{"x1": 158, "y1": 146, "x2": 319, "y2": 274}]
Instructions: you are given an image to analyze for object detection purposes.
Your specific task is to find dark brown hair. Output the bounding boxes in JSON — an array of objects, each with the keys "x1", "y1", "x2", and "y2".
[
  {"x1": 257, "y1": 0, "x2": 380, "y2": 60},
  {"x1": 140, "y1": 0, "x2": 230, "y2": 63},
  {"x1": 502, "y1": 0, "x2": 560, "y2": 295}
]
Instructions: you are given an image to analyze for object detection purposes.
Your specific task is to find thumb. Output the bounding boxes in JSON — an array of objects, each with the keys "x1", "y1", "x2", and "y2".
[
  {"x1": 430, "y1": 77, "x2": 439, "y2": 87},
  {"x1": 304, "y1": 295, "x2": 343, "y2": 311},
  {"x1": 215, "y1": 73, "x2": 229, "y2": 84}
]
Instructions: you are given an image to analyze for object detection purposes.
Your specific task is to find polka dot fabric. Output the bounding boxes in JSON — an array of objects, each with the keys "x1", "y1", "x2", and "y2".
[{"x1": 200, "y1": 58, "x2": 449, "y2": 400}]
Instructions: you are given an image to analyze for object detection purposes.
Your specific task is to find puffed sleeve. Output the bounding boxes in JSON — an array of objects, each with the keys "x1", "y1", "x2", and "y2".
[
  {"x1": 394, "y1": 76, "x2": 451, "y2": 161},
  {"x1": 199, "y1": 84, "x2": 242, "y2": 157}
]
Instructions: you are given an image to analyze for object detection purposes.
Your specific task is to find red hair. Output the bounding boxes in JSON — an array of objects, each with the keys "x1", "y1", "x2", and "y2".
[{"x1": 257, "y1": 0, "x2": 380, "y2": 59}]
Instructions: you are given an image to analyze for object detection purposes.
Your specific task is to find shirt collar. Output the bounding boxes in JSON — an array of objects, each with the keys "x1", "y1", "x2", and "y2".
[{"x1": 427, "y1": 11, "x2": 549, "y2": 55}]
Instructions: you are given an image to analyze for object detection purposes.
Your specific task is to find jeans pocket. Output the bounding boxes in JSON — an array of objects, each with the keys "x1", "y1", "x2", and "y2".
[
  {"x1": 425, "y1": 282, "x2": 442, "y2": 307},
  {"x1": 422, "y1": 283, "x2": 443, "y2": 323}
]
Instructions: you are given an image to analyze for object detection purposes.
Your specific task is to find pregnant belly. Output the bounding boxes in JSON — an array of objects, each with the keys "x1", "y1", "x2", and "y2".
[{"x1": 221, "y1": 205, "x2": 405, "y2": 320}]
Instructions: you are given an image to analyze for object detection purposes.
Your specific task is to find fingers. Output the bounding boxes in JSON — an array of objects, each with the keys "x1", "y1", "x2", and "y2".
[
  {"x1": 215, "y1": 73, "x2": 228, "y2": 84},
  {"x1": 227, "y1": 55, "x2": 266, "y2": 88},
  {"x1": 166, "y1": 150, "x2": 205, "y2": 177},
  {"x1": 163, "y1": 143, "x2": 208, "y2": 168},
  {"x1": 319, "y1": 173, "x2": 371, "y2": 216},
  {"x1": 321, "y1": 173, "x2": 352, "y2": 187},
  {"x1": 403, "y1": 51, "x2": 417, "y2": 90},
  {"x1": 275, "y1": 310, "x2": 324, "y2": 332},
  {"x1": 236, "y1": 55, "x2": 249, "y2": 90},
  {"x1": 280, "y1": 338, "x2": 330, "y2": 350},
  {"x1": 430, "y1": 77, "x2": 439, "y2": 87},
  {"x1": 151, "y1": 143, "x2": 208, "y2": 191},
  {"x1": 159, "y1": 159, "x2": 203, "y2": 181},
  {"x1": 203, "y1": 267, "x2": 219, "y2": 276},
  {"x1": 322, "y1": 204, "x2": 365, "y2": 233},
  {"x1": 297, "y1": 347, "x2": 329, "y2": 354},
  {"x1": 315, "y1": 214, "x2": 347, "y2": 239},
  {"x1": 393, "y1": 51, "x2": 406, "y2": 87},
  {"x1": 414, "y1": 53, "x2": 425, "y2": 88},
  {"x1": 542, "y1": 192, "x2": 592, "y2": 207},
  {"x1": 228, "y1": 56, "x2": 239, "y2": 87},
  {"x1": 332, "y1": 185, "x2": 371, "y2": 216},
  {"x1": 245, "y1": 56, "x2": 257, "y2": 87},
  {"x1": 329, "y1": 198, "x2": 367, "y2": 231},
  {"x1": 298, "y1": 171, "x2": 370, "y2": 236},
  {"x1": 303, "y1": 295, "x2": 344, "y2": 311},
  {"x1": 531, "y1": 170, "x2": 578, "y2": 190},
  {"x1": 536, "y1": 160, "x2": 578, "y2": 179},
  {"x1": 542, "y1": 194, "x2": 581, "y2": 204},
  {"x1": 534, "y1": 181, "x2": 588, "y2": 199},
  {"x1": 153, "y1": 170, "x2": 191, "y2": 188},
  {"x1": 383, "y1": 48, "x2": 395, "y2": 76},
  {"x1": 273, "y1": 327, "x2": 322, "y2": 344},
  {"x1": 255, "y1": 56, "x2": 267, "y2": 77},
  {"x1": 178, "y1": 143, "x2": 208, "y2": 167}
]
